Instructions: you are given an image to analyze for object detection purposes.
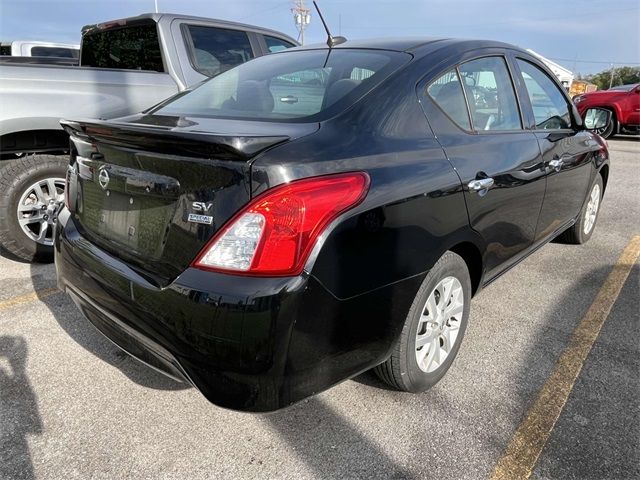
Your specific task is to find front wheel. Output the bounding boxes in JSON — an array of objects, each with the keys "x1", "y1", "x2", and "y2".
[
  {"x1": 374, "y1": 251, "x2": 471, "y2": 392},
  {"x1": 0, "y1": 155, "x2": 68, "y2": 262}
]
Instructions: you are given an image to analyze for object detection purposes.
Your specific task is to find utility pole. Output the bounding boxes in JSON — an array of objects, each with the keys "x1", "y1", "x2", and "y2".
[
  {"x1": 154, "y1": 0, "x2": 159, "y2": 13},
  {"x1": 608, "y1": 64, "x2": 615, "y2": 89},
  {"x1": 292, "y1": 0, "x2": 311, "y2": 45}
]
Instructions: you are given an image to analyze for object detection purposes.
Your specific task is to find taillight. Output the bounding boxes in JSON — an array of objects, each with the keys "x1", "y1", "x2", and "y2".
[{"x1": 192, "y1": 172, "x2": 370, "y2": 276}]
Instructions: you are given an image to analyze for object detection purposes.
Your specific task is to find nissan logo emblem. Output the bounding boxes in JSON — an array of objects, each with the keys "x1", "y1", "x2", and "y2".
[{"x1": 98, "y1": 167, "x2": 110, "y2": 190}]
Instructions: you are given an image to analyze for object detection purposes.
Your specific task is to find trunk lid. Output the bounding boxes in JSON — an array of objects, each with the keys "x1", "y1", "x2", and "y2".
[{"x1": 62, "y1": 115, "x2": 317, "y2": 285}]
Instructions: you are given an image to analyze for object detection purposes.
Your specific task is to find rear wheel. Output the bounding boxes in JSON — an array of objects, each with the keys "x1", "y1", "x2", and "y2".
[
  {"x1": 557, "y1": 175, "x2": 603, "y2": 245},
  {"x1": 375, "y1": 251, "x2": 471, "y2": 392},
  {"x1": 0, "y1": 155, "x2": 68, "y2": 262}
]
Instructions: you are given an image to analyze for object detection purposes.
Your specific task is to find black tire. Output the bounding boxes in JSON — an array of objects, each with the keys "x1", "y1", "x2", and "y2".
[
  {"x1": 0, "y1": 154, "x2": 68, "y2": 262},
  {"x1": 595, "y1": 109, "x2": 617, "y2": 139},
  {"x1": 374, "y1": 251, "x2": 472, "y2": 392},
  {"x1": 557, "y1": 175, "x2": 604, "y2": 245}
]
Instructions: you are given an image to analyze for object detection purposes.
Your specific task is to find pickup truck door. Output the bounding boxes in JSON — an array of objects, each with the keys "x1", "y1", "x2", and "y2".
[
  {"x1": 512, "y1": 57, "x2": 594, "y2": 242},
  {"x1": 622, "y1": 86, "x2": 640, "y2": 126},
  {"x1": 420, "y1": 53, "x2": 547, "y2": 281}
]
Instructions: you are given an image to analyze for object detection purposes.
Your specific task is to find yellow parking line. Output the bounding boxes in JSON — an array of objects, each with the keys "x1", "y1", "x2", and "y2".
[
  {"x1": 0, "y1": 287, "x2": 61, "y2": 312},
  {"x1": 491, "y1": 235, "x2": 640, "y2": 480}
]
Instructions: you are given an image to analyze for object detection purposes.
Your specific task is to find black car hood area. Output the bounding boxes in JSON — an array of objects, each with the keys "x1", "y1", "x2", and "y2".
[{"x1": 60, "y1": 116, "x2": 319, "y2": 286}]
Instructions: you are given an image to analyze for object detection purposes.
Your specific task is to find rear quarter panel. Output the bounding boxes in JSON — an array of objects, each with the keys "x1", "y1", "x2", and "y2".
[{"x1": 251, "y1": 64, "x2": 475, "y2": 300}]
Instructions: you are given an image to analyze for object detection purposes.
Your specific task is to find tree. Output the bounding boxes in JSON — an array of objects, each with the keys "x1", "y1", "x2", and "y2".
[{"x1": 586, "y1": 66, "x2": 640, "y2": 90}]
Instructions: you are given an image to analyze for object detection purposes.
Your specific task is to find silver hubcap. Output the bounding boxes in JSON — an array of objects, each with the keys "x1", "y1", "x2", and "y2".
[
  {"x1": 17, "y1": 177, "x2": 65, "y2": 246},
  {"x1": 583, "y1": 183, "x2": 600, "y2": 235},
  {"x1": 415, "y1": 276, "x2": 464, "y2": 373}
]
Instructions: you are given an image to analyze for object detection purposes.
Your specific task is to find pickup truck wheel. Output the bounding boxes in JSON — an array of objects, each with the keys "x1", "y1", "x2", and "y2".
[
  {"x1": 0, "y1": 155, "x2": 68, "y2": 262},
  {"x1": 557, "y1": 175, "x2": 603, "y2": 245},
  {"x1": 374, "y1": 251, "x2": 471, "y2": 392}
]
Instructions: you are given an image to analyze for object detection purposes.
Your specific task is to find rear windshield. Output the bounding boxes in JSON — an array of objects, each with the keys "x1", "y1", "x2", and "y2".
[
  {"x1": 154, "y1": 48, "x2": 410, "y2": 122},
  {"x1": 81, "y1": 22, "x2": 163, "y2": 71}
]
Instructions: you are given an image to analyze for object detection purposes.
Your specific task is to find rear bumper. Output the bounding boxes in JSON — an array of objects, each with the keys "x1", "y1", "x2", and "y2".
[{"x1": 55, "y1": 208, "x2": 421, "y2": 412}]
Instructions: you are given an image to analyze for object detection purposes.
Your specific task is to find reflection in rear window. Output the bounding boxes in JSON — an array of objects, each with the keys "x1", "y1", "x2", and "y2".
[{"x1": 154, "y1": 49, "x2": 410, "y2": 122}]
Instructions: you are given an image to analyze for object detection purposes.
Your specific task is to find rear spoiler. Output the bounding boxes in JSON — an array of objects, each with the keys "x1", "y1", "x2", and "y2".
[
  {"x1": 81, "y1": 14, "x2": 162, "y2": 36},
  {"x1": 61, "y1": 119, "x2": 289, "y2": 161}
]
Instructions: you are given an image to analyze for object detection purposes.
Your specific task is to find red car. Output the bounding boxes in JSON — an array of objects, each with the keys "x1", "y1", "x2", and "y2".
[{"x1": 574, "y1": 83, "x2": 640, "y2": 138}]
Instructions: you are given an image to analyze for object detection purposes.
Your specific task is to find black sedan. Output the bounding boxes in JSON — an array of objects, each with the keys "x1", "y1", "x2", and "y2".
[{"x1": 56, "y1": 38, "x2": 610, "y2": 412}]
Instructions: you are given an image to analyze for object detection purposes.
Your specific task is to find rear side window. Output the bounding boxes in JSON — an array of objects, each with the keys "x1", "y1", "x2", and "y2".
[
  {"x1": 184, "y1": 25, "x2": 254, "y2": 77},
  {"x1": 427, "y1": 70, "x2": 471, "y2": 130},
  {"x1": 458, "y1": 56, "x2": 522, "y2": 131},
  {"x1": 81, "y1": 23, "x2": 163, "y2": 71},
  {"x1": 264, "y1": 35, "x2": 295, "y2": 53},
  {"x1": 155, "y1": 49, "x2": 410, "y2": 122},
  {"x1": 517, "y1": 59, "x2": 572, "y2": 130}
]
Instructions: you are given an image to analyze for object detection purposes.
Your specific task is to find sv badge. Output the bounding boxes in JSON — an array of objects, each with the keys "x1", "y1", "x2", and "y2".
[{"x1": 192, "y1": 201, "x2": 213, "y2": 212}]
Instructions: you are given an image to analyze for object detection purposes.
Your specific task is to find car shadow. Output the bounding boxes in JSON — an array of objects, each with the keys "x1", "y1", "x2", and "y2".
[
  {"x1": 265, "y1": 396, "x2": 412, "y2": 479},
  {"x1": 29, "y1": 262, "x2": 188, "y2": 392},
  {"x1": 0, "y1": 335, "x2": 43, "y2": 480}
]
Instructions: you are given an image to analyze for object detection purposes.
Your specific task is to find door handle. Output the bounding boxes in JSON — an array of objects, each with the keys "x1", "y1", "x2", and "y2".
[
  {"x1": 549, "y1": 158, "x2": 563, "y2": 172},
  {"x1": 467, "y1": 177, "x2": 494, "y2": 195},
  {"x1": 279, "y1": 95, "x2": 298, "y2": 104}
]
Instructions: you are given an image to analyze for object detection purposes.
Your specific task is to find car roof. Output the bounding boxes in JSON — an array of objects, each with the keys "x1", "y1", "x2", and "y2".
[
  {"x1": 81, "y1": 12, "x2": 298, "y2": 43},
  {"x1": 286, "y1": 37, "x2": 526, "y2": 56}
]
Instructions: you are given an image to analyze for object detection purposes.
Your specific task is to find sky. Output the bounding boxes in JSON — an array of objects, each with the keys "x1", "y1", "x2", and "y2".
[{"x1": 1, "y1": 0, "x2": 638, "y2": 75}]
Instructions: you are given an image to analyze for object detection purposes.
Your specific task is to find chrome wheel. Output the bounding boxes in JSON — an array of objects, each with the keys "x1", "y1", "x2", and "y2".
[
  {"x1": 16, "y1": 177, "x2": 65, "y2": 246},
  {"x1": 583, "y1": 183, "x2": 600, "y2": 235},
  {"x1": 415, "y1": 276, "x2": 464, "y2": 373}
]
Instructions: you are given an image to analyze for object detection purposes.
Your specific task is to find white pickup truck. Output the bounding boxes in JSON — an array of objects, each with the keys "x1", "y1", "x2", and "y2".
[
  {"x1": 0, "y1": 12, "x2": 296, "y2": 261},
  {"x1": 0, "y1": 40, "x2": 80, "y2": 59}
]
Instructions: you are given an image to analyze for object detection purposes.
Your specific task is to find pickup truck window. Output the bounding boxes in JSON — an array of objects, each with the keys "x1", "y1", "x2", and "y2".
[
  {"x1": 184, "y1": 25, "x2": 254, "y2": 77},
  {"x1": 31, "y1": 46, "x2": 79, "y2": 59},
  {"x1": 154, "y1": 49, "x2": 410, "y2": 122},
  {"x1": 81, "y1": 23, "x2": 164, "y2": 72}
]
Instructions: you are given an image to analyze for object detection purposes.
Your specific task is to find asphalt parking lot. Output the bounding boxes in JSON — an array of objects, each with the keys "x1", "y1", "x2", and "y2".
[{"x1": 1, "y1": 138, "x2": 638, "y2": 480}]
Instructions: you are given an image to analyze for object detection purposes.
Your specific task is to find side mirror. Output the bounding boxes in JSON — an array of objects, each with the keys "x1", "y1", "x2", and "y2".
[{"x1": 583, "y1": 107, "x2": 611, "y2": 131}]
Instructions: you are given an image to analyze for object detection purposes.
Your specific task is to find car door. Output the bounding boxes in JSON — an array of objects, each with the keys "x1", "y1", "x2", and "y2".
[
  {"x1": 420, "y1": 53, "x2": 547, "y2": 280},
  {"x1": 512, "y1": 56, "x2": 594, "y2": 242}
]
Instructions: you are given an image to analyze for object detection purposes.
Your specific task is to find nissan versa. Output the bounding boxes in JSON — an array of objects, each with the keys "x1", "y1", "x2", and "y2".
[{"x1": 56, "y1": 38, "x2": 610, "y2": 412}]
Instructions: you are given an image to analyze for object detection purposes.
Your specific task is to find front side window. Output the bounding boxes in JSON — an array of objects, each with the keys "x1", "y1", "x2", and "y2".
[
  {"x1": 517, "y1": 59, "x2": 572, "y2": 130},
  {"x1": 81, "y1": 23, "x2": 163, "y2": 71},
  {"x1": 185, "y1": 25, "x2": 254, "y2": 77},
  {"x1": 154, "y1": 49, "x2": 410, "y2": 122},
  {"x1": 427, "y1": 70, "x2": 471, "y2": 130},
  {"x1": 458, "y1": 56, "x2": 522, "y2": 131},
  {"x1": 264, "y1": 35, "x2": 295, "y2": 53}
]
